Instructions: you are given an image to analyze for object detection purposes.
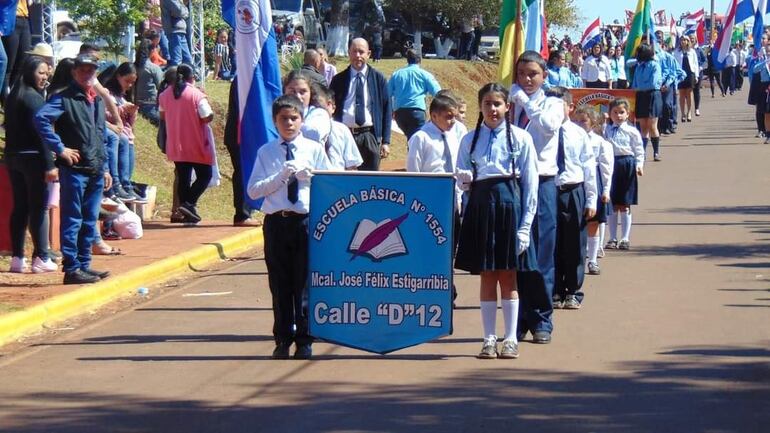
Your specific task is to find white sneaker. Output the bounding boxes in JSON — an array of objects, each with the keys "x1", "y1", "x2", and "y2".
[
  {"x1": 9, "y1": 256, "x2": 26, "y2": 273},
  {"x1": 31, "y1": 256, "x2": 58, "y2": 273}
]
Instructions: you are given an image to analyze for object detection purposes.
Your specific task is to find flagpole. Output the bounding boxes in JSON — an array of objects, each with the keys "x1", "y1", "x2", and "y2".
[{"x1": 710, "y1": 0, "x2": 715, "y2": 44}]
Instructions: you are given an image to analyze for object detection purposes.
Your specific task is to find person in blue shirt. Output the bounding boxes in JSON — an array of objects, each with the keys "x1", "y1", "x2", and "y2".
[
  {"x1": 0, "y1": 0, "x2": 17, "y2": 105},
  {"x1": 388, "y1": 48, "x2": 441, "y2": 140},
  {"x1": 545, "y1": 50, "x2": 579, "y2": 89},
  {"x1": 656, "y1": 43, "x2": 685, "y2": 136},
  {"x1": 630, "y1": 43, "x2": 664, "y2": 161}
]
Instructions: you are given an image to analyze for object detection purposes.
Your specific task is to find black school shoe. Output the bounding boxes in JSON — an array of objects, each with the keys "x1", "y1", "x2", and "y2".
[
  {"x1": 294, "y1": 344, "x2": 312, "y2": 360},
  {"x1": 178, "y1": 203, "x2": 202, "y2": 223},
  {"x1": 63, "y1": 269, "x2": 100, "y2": 285},
  {"x1": 272, "y1": 342, "x2": 292, "y2": 359},
  {"x1": 82, "y1": 268, "x2": 110, "y2": 279}
]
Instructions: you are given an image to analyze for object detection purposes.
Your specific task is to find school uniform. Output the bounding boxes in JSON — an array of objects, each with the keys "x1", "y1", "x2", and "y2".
[
  {"x1": 246, "y1": 134, "x2": 330, "y2": 349},
  {"x1": 631, "y1": 58, "x2": 663, "y2": 119},
  {"x1": 451, "y1": 121, "x2": 468, "y2": 145},
  {"x1": 302, "y1": 105, "x2": 332, "y2": 146},
  {"x1": 455, "y1": 122, "x2": 539, "y2": 275},
  {"x1": 604, "y1": 122, "x2": 644, "y2": 206},
  {"x1": 553, "y1": 121, "x2": 597, "y2": 304},
  {"x1": 510, "y1": 86, "x2": 565, "y2": 338},
  {"x1": 586, "y1": 131, "x2": 614, "y2": 223},
  {"x1": 723, "y1": 51, "x2": 737, "y2": 94},
  {"x1": 610, "y1": 56, "x2": 628, "y2": 89},
  {"x1": 326, "y1": 120, "x2": 363, "y2": 170},
  {"x1": 545, "y1": 65, "x2": 576, "y2": 89},
  {"x1": 581, "y1": 55, "x2": 613, "y2": 88},
  {"x1": 674, "y1": 48, "x2": 700, "y2": 90}
]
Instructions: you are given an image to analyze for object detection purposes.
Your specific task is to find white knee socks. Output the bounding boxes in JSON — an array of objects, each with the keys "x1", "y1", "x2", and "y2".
[
  {"x1": 608, "y1": 212, "x2": 619, "y2": 240},
  {"x1": 501, "y1": 298, "x2": 519, "y2": 343},
  {"x1": 480, "y1": 301, "x2": 497, "y2": 340},
  {"x1": 588, "y1": 236, "x2": 600, "y2": 264},
  {"x1": 598, "y1": 222, "x2": 606, "y2": 246},
  {"x1": 621, "y1": 211, "x2": 633, "y2": 241}
]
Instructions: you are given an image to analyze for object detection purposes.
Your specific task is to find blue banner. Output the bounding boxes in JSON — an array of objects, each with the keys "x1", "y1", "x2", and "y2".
[{"x1": 308, "y1": 172, "x2": 455, "y2": 354}]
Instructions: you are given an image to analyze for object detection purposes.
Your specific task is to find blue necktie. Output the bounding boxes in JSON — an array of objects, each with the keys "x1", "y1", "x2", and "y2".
[
  {"x1": 557, "y1": 127, "x2": 565, "y2": 175},
  {"x1": 283, "y1": 142, "x2": 298, "y2": 204},
  {"x1": 354, "y1": 72, "x2": 366, "y2": 126}
]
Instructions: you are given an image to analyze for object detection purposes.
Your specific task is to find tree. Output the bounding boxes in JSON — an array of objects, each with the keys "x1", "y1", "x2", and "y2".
[
  {"x1": 58, "y1": 0, "x2": 146, "y2": 56},
  {"x1": 544, "y1": 0, "x2": 579, "y2": 29},
  {"x1": 327, "y1": 0, "x2": 350, "y2": 56}
]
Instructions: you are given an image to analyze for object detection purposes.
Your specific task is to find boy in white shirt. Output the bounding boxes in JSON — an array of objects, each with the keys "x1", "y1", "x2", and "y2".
[
  {"x1": 315, "y1": 87, "x2": 363, "y2": 170},
  {"x1": 544, "y1": 87, "x2": 597, "y2": 310},
  {"x1": 247, "y1": 94, "x2": 330, "y2": 360}
]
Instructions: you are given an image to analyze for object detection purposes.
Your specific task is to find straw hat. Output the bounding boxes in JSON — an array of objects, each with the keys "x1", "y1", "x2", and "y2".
[{"x1": 26, "y1": 43, "x2": 54, "y2": 58}]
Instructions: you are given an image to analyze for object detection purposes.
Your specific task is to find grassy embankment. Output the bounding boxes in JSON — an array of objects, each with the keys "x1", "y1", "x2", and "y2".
[{"x1": 3, "y1": 59, "x2": 497, "y2": 222}]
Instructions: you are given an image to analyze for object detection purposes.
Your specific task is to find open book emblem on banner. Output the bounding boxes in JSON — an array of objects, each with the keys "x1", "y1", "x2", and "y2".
[{"x1": 349, "y1": 213, "x2": 409, "y2": 262}]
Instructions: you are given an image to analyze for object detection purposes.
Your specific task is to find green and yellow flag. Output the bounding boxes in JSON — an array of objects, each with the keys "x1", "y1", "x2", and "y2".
[
  {"x1": 498, "y1": 0, "x2": 526, "y2": 87},
  {"x1": 624, "y1": 0, "x2": 654, "y2": 59}
]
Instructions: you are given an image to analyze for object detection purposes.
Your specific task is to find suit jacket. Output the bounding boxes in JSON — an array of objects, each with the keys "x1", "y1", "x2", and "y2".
[{"x1": 329, "y1": 65, "x2": 392, "y2": 145}]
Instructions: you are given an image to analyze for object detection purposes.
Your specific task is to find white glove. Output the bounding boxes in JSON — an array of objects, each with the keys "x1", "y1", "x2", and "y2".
[
  {"x1": 511, "y1": 87, "x2": 530, "y2": 107},
  {"x1": 295, "y1": 167, "x2": 313, "y2": 181},
  {"x1": 279, "y1": 161, "x2": 297, "y2": 182},
  {"x1": 516, "y1": 228, "x2": 530, "y2": 256},
  {"x1": 454, "y1": 170, "x2": 473, "y2": 190}
]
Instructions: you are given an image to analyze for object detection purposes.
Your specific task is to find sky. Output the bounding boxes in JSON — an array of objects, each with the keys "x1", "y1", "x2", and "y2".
[{"x1": 573, "y1": 0, "x2": 735, "y2": 37}]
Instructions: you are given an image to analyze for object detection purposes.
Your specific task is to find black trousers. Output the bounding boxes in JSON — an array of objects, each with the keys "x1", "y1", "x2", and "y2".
[
  {"x1": 693, "y1": 74, "x2": 702, "y2": 110},
  {"x1": 735, "y1": 66, "x2": 744, "y2": 90},
  {"x1": 585, "y1": 80, "x2": 610, "y2": 89},
  {"x1": 263, "y1": 213, "x2": 312, "y2": 346},
  {"x1": 707, "y1": 72, "x2": 724, "y2": 96},
  {"x1": 174, "y1": 162, "x2": 212, "y2": 207},
  {"x1": 394, "y1": 108, "x2": 426, "y2": 141},
  {"x1": 1, "y1": 17, "x2": 31, "y2": 98},
  {"x1": 7, "y1": 154, "x2": 49, "y2": 259},
  {"x1": 554, "y1": 183, "x2": 587, "y2": 303},
  {"x1": 722, "y1": 68, "x2": 735, "y2": 94},
  {"x1": 353, "y1": 130, "x2": 381, "y2": 171}
]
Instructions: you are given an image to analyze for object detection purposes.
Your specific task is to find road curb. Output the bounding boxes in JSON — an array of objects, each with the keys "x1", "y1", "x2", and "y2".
[{"x1": 0, "y1": 228, "x2": 264, "y2": 347}]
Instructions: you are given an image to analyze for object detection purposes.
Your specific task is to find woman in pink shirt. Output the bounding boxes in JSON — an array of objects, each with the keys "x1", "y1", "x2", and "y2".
[{"x1": 158, "y1": 64, "x2": 214, "y2": 223}]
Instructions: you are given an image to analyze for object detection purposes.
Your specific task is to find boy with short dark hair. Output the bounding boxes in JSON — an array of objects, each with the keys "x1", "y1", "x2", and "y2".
[
  {"x1": 247, "y1": 94, "x2": 330, "y2": 360},
  {"x1": 543, "y1": 86, "x2": 597, "y2": 310}
]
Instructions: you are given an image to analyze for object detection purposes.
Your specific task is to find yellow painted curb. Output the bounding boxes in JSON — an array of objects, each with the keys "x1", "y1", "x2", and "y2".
[{"x1": 0, "y1": 228, "x2": 264, "y2": 348}]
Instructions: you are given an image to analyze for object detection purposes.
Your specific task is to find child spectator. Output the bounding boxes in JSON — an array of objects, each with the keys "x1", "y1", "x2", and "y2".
[
  {"x1": 246, "y1": 94, "x2": 330, "y2": 360},
  {"x1": 212, "y1": 29, "x2": 234, "y2": 81}
]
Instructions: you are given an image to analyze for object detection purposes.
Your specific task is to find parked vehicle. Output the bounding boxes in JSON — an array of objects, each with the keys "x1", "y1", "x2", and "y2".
[
  {"x1": 272, "y1": 0, "x2": 326, "y2": 48},
  {"x1": 479, "y1": 27, "x2": 499, "y2": 59}
]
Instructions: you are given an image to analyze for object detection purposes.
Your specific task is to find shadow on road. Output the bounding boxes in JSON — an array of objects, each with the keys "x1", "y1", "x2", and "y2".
[{"x1": 1, "y1": 345, "x2": 768, "y2": 433}]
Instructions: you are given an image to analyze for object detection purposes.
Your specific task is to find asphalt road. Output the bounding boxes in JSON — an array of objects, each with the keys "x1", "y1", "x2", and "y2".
[{"x1": 0, "y1": 90, "x2": 768, "y2": 433}]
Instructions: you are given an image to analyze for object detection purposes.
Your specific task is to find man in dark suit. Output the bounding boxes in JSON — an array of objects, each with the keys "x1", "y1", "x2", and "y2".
[{"x1": 329, "y1": 37, "x2": 391, "y2": 171}]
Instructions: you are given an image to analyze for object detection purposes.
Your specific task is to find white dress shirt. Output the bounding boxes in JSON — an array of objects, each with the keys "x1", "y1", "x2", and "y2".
[
  {"x1": 510, "y1": 86, "x2": 566, "y2": 176},
  {"x1": 581, "y1": 55, "x2": 613, "y2": 83},
  {"x1": 587, "y1": 131, "x2": 614, "y2": 197},
  {"x1": 604, "y1": 122, "x2": 645, "y2": 169},
  {"x1": 457, "y1": 121, "x2": 539, "y2": 232},
  {"x1": 342, "y1": 64, "x2": 373, "y2": 127},
  {"x1": 302, "y1": 106, "x2": 332, "y2": 146},
  {"x1": 407, "y1": 121, "x2": 461, "y2": 208},
  {"x1": 327, "y1": 120, "x2": 363, "y2": 170},
  {"x1": 246, "y1": 134, "x2": 331, "y2": 214},
  {"x1": 451, "y1": 120, "x2": 468, "y2": 145},
  {"x1": 725, "y1": 51, "x2": 738, "y2": 68},
  {"x1": 558, "y1": 121, "x2": 597, "y2": 210}
]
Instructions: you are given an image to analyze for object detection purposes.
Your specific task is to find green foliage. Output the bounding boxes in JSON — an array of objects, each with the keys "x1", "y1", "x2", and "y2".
[
  {"x1": 384, "y1": 0, "x2": 579, "y2": 30},
  {"x1": 58, "y1": 0, "x2": 147, "y2": 56},
  {"x1": 203, "y1": 0, "x2": 230, "y2": 67}
]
